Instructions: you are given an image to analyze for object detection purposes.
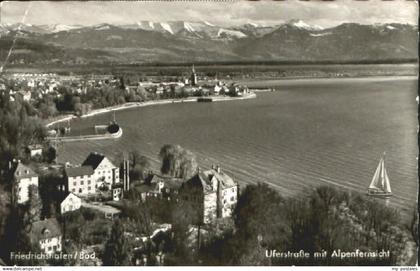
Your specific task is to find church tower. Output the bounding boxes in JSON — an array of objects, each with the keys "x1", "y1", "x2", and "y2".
[{"x1": 190, "y1": 64, "x2": 197, "y2": 86}]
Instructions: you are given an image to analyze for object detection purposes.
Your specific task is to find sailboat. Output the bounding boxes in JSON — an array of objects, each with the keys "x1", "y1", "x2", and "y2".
[{"x1": 367, "y1": 153, "x2": 392, "y2": 198}]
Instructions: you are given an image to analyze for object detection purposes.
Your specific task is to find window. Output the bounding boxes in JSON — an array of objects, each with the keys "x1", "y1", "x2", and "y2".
[
  {"x1": 79, "y1": 188, "x2": 82, "y2": 193},
  {"x1": 81, "y1": 181, "x2": 84, "y2": 185},
  {"x1": 88, "y1": 186, "x2": 91, "y2": 191},
  {"x1": 48, "y1": 246, "x2": 52, "y2": 251},
  {"x1": 81, "y1": 175, "x2": 84, "y2": 179},
  {"x1": 72, "y1": 188, "x2": 75, "y2": 193},
  {"x1": 73, "y1": 182, "x2": 76, "y2": 186},
  {"x1": 53, "y1": 245, "x2": 57, "y2": 251},
  {"x1": 231, "y1": 196, "x2": 235, "y2": 201},
  {"x1": 88, "y1": 180, "x2": 91, "y2": 185}
]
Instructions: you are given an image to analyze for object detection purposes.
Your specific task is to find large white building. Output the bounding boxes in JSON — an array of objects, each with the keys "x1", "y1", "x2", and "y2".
[
  {"x1": 13, "y1": 162, "x2": 39, "y2": 204},
  {"x1": 64, "y1": 152, "x2": 120, "y2": 196},
  {"x1": 180, "y1": 166, "x2": 238, "y2": 224}
]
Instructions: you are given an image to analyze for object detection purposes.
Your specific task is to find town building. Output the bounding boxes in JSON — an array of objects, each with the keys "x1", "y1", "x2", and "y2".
[
  {"x1": 30, "y1": 218, "x2": 62, "y2": 255},
  {"x1": 65, "y1": 166, "x2": 94, "y2": 195},
  {"x1": 149, "y1": 175, "x2": 183, "y2": 200},
  {"x1": 60, "y1": 193, "x2": 82, "y2": 214},
  {"x1": 12, "y1": 161, "x2": 39, "y2": 204},
  {"x1": 64, "y1": 152, "x2": 120, "y2": 196},
  {"x1": 134, "y1": 174, "x2": 184, "y2": 202},
  {"x1": 180, "y1": 166, "x2": 238, "y2": 224},
  {"x1": 112, "y1": 183, "x2": 124, "y2": 201},
  {"x1": 27, "y1": 144, "x2": 43, "y2": 157}
]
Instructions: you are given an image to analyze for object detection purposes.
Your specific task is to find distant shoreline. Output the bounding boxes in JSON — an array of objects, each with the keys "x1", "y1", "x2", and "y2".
[
  {"x1": 45, "y1": 93, "x2": 257, "y2": 128},
  {"x1": 236, "y1": 75, "x2": 418, "y2": 88}
]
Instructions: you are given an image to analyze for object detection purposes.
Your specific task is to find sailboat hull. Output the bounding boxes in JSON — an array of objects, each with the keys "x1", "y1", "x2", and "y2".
[{"x1": 367, "y1": 189, "x2": 392, "y2": 198}]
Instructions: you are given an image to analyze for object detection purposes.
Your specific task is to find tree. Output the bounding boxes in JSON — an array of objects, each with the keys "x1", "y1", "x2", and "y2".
[
  {"x1": 43, "y1": 146, "x2": 57, "y2": 163},
  {"x1": 159, "y1": 145, "x2": 197, "y2": 179},
  {"x1": 233, "y1": 183, "x2": 289, "y2": 264},
  {"x1": 123, "y1": 201, "x2": 153, "y2": 237},
  {"x1": 26, "y1": 185, "x2": 42, "y2": 223},
  {"x1": 119, "y1": 77, "x2": 126, "y2": 90},
  {"x1": 168, "y1": 201, "x2": 200, "y2": 265},
  {"x1": 408, "y1": 206, "x2": 418, "y2": 247},
  {"x1": 129, "y1": 153, "x2": 151, "y2": 182},
  {"x1": 103, "y1": 219, "x2": 131, "y2": 266}
]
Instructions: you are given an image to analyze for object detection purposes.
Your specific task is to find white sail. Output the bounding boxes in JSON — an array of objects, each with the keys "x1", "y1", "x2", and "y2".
[
  {"x1": 369, "y1": 158, "x2": 382, "y2": 189},
  {"x1": 380, "y1": 159, "x2": 385, "y2": 189},
  {"x1": 383, "y1": 166, "x2": 392, "y2": 193},
  {"x1": 368, "y1": 155, "x2": 392, "y2": 194}
]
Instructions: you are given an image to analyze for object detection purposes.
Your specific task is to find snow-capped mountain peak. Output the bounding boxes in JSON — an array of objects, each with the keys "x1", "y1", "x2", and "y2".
[
  {"x1": 203, "y1": 21, "x2": 215, "y2": 27},
  {"x1": 288, "y1": 19, "x2": 324, "y2": 31},
  {"x1": 184, "y1": 22, "x2": 195, "y2": 32},
  {"x1": 217, "y1": 28, "x2": 247, "y2": 38},
  {"x1": 160, "y1": 22, "x2": 174, "y2": 34}
]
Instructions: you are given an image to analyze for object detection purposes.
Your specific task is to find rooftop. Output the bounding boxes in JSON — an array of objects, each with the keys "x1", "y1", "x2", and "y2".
[
  {"x1": 184, "y1": 167, "x2": 237, "y2": 193},
  {"x1": 14, "y1": 162, "x2": 38, "y2": 179},
  {"x1": 27, "y1": 144, "x2": 43, "y2": 150},
  {"x1": 82, "y1": 152, "x2": 106, "y2": 170},
  {"x1": 204, "y1": 169, "x2": 237, "y2": 189},
  {"x1": 65, "y1": 165, "x2": 94, "y2": 177}
]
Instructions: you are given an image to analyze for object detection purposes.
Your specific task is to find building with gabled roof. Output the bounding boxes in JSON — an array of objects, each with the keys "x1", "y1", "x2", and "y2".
[
  {"x1": 146, "y1": 174, "x2": 184, "y2": 201},
  {"x1": 12, "y1": 161, "x2": 39, "y2": 204},
  {"x1": 30, "y1": 218, "x2": 62, "y2": 255},
  {"x1": 27, "y1": 144, "x2": 43, "y2": 157},
  {"x1": 60, "y1": 192, "x2": 82, "y2": 214},
  {"x1": 82, "y1": 152, "x2": 120, "y2": 190},
  {"x1": 180, "y1": 166, "x2": 238, "y2": 224}
]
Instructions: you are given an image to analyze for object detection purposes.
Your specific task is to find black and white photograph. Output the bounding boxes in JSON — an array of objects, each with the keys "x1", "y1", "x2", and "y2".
[{"x1": 0, "y1": 0, "x2": 418, "y2": 268}]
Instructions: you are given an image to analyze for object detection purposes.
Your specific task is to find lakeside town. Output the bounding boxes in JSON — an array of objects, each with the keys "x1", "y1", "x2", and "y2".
[{"x1": 0, "y1": 64, "x2": 418, "y2": 266}]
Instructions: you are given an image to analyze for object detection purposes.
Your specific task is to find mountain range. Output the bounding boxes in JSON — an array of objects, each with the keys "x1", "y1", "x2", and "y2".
[{"x1": 0, "y1": 20, "x2": 417, "y2": 65}]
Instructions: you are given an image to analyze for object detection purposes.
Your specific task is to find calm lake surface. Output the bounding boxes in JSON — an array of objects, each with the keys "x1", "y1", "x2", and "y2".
[{"x1": 57, "y1": 77, "x2": 418, "y2": 213}]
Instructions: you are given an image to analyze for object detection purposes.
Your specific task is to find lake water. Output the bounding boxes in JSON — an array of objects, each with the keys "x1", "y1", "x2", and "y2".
[{"x1": 56, "y1": 77, "x2": 418, "y2": 213}]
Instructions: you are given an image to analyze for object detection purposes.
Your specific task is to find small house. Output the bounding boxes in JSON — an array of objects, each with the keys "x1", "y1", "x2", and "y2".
[
  {"x1": 30, "y1": 219, "x2": 62, "y2": 254},
  {"x1": 60, "y1": 193, "x2": 82, "y2": 214}
]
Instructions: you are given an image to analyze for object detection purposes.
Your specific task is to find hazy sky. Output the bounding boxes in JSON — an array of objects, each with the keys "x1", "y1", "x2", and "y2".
[{"x1": 0, "y1": 0, "x2": 418, "y2": 27}]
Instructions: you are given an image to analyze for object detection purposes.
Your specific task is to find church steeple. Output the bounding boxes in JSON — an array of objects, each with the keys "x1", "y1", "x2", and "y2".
[{"x1": 190, "y1": 64, "x2": 197, "y2": 86}]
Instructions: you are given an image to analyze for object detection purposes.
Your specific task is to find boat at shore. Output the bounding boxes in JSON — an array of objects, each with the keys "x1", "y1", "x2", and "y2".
[
  {"x1": 367, "y1": 153, "x2": 392, "y2": 198},
  {"x1": 197, "y1": 97, "x2": 213, "y2": 102}
]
